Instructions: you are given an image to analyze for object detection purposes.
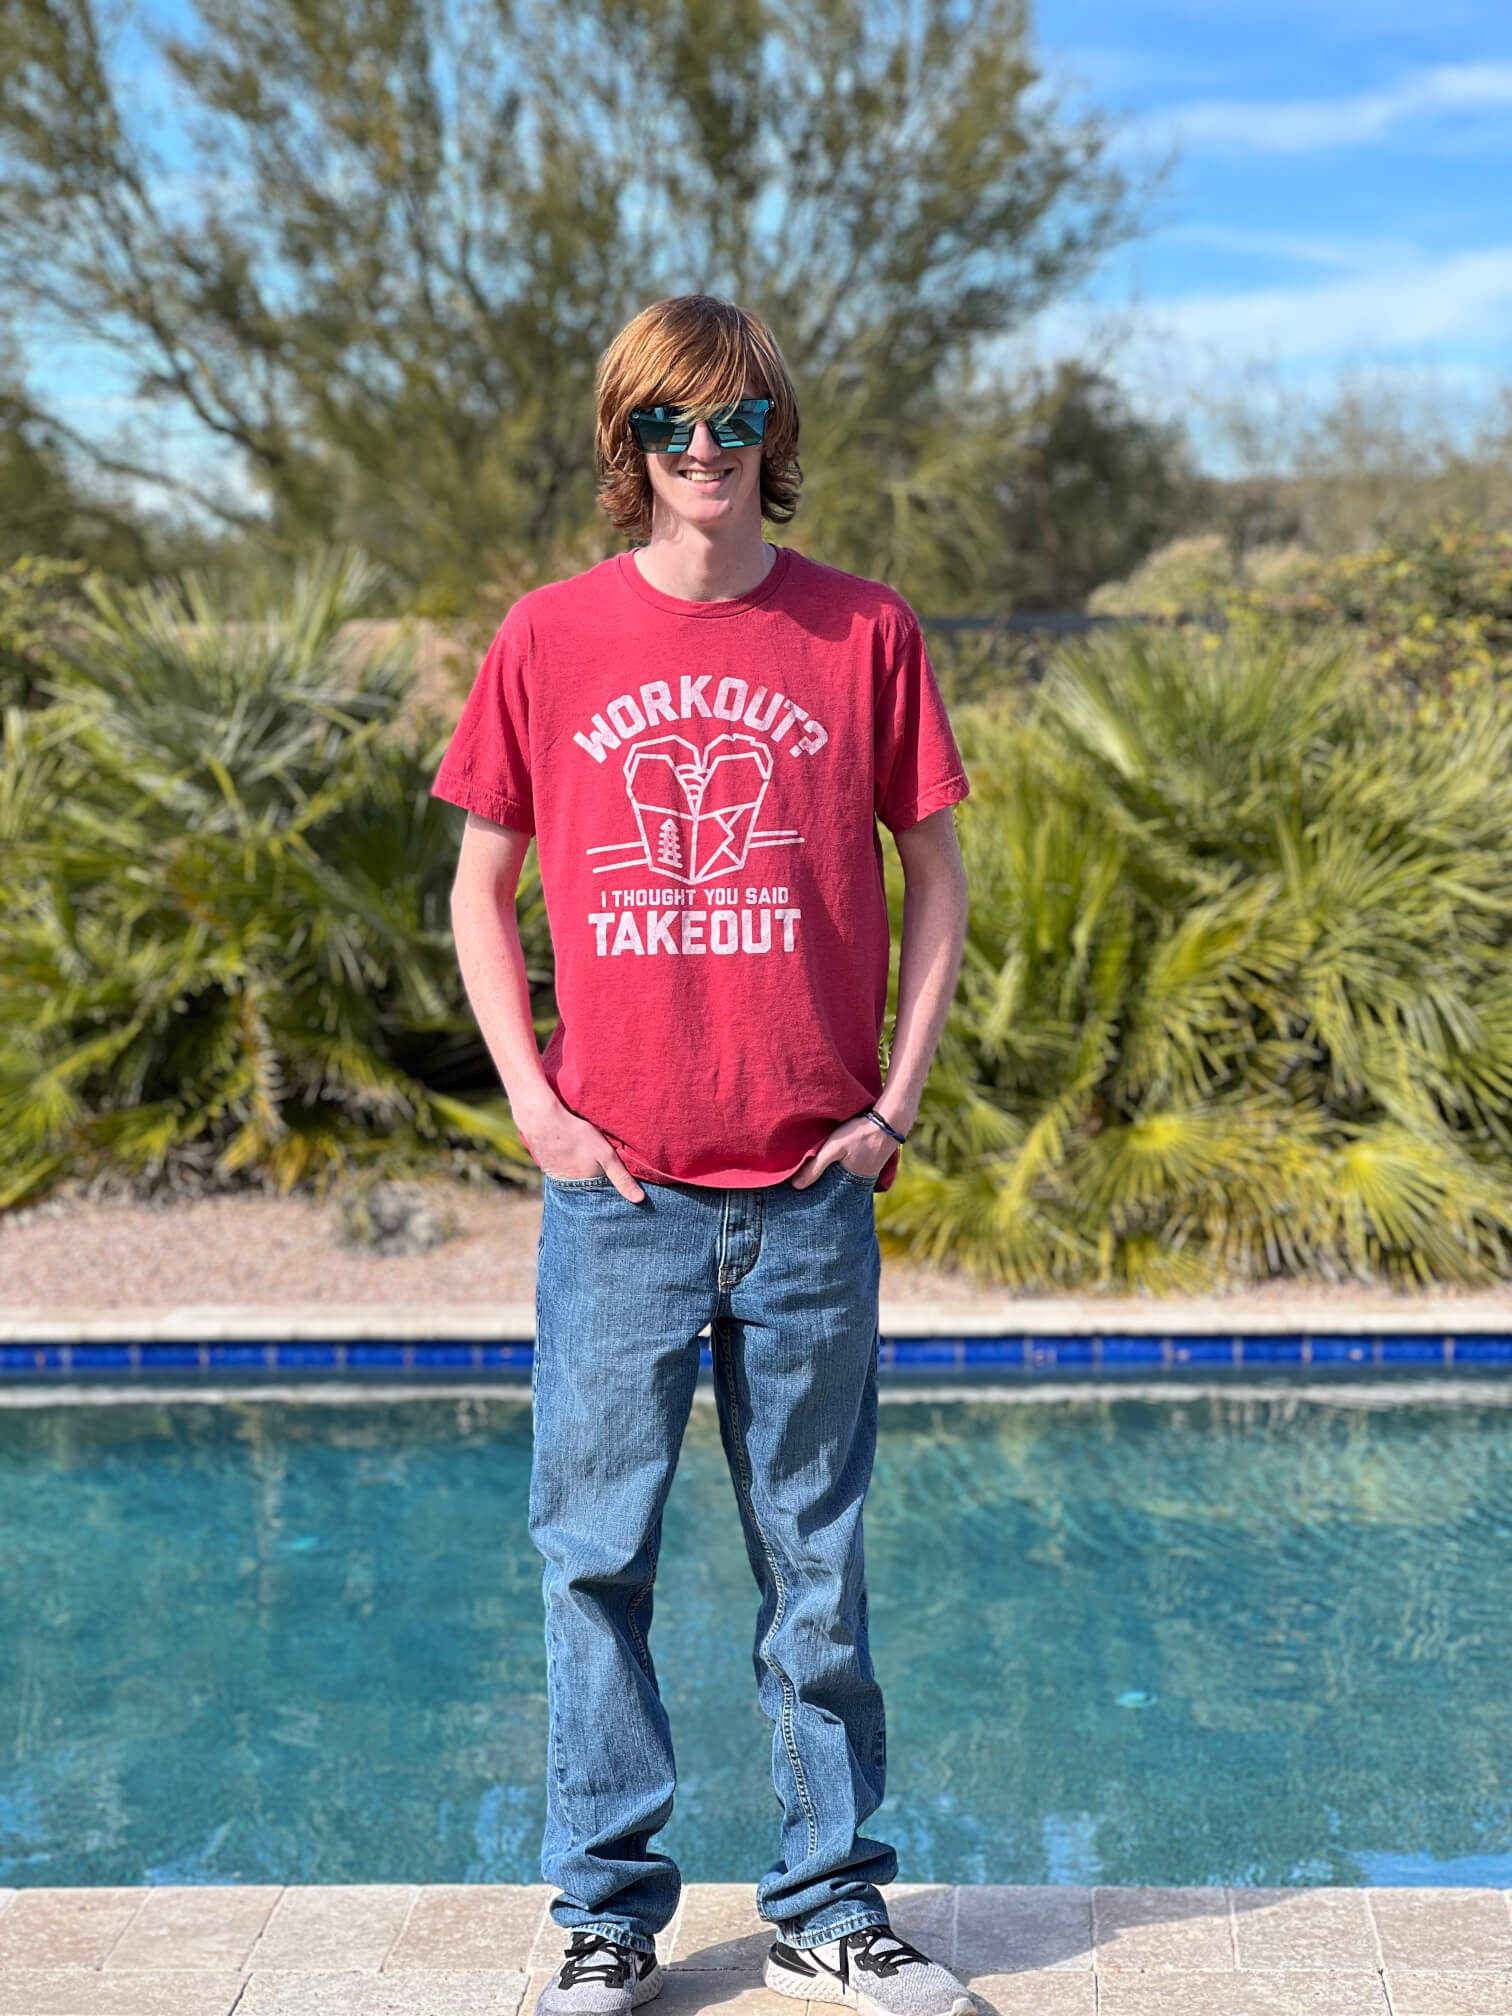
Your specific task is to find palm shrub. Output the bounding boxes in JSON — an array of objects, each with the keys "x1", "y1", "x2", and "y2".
[
  {"x1": 0, "y1": 554, "x2": 92, "y2": 717},
  {"x1": 0, "y1": 546, "x2": 544, "y2": 1210},
  {"x1": 882, "y1": 610, "x2": 1512, "y2": 1291}
]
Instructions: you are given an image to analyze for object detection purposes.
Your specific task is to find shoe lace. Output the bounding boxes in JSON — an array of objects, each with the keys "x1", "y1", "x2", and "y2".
[
  {"x1": 845, "y1": 1927, "x2": 933, "y2": 1979},
  {"x1": 558, "y1": 1933, "x2": 638, "y2": 1989}
]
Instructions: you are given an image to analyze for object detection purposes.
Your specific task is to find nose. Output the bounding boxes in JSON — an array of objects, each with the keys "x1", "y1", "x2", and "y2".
[{"x1": 684, "y1": 420, "x2": 727, "y2": 461}]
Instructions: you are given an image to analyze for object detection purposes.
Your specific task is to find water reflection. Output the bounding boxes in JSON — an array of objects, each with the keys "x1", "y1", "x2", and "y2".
[{"x1": 1, "y1": 1389, "x2": 1508, "y2": 1885}]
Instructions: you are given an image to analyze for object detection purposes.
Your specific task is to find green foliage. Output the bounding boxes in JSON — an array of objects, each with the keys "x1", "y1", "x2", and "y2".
[
  {"x1": 0, "y1": 546, "x2": 545, "y2": 1209},
  {"x1": 1228, "y1": 516, "x2": 1512, "y2": 723},
  {"x1": 1087, "y1": 532, "x2": 1317, "y2": 620},
  {"x1": 0, "y1": 552, "x2": 93, "y2": 714},
  {"x1": 1090, "y1": 515, "x2": 1512, "y2": 722},
  {"x1": 883, "y1": 611, "x2": 1512, "y2": 1292}
]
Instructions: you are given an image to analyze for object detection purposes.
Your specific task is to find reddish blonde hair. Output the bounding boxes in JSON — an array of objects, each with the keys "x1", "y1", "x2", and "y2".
[{"x1": 594, "y1": 295, "x2": 802, "y2": 539}]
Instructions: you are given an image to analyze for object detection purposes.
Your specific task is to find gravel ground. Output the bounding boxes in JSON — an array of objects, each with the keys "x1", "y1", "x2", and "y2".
[{"x1": 5, "y1": 1179, "x2": 1512, "y2": 1321}]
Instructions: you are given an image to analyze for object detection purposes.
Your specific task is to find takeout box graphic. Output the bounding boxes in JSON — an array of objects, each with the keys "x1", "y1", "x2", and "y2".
[{"x1": 623, "y1": 733, "x2": 773, "y2": 884}]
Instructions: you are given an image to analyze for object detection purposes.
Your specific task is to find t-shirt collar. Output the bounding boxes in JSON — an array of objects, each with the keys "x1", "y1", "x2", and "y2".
[{"x1": 616, "y1": 542, "x2": 792, "y2": 618}]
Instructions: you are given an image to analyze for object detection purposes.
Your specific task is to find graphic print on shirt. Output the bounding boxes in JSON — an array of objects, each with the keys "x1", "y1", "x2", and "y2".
[
  {"x1": 587, "y1": 732, "x2": 801, "y2": 885},
  {"x1": 568, "y1": 673, "x2": 827, "y2": 960}
]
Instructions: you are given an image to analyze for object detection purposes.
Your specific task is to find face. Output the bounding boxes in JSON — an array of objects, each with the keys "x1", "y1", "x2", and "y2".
[{"x1": 641, "y1": 392, "x2": 765, "y2": 536}]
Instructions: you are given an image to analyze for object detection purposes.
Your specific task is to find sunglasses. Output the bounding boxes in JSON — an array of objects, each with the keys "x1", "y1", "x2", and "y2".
[{"x1": 627, "y1": 396, "x2": 773, "y2": 454}]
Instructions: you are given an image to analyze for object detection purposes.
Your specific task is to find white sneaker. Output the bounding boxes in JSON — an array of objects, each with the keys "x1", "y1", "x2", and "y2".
[
  {"x1": 534, "y1": 1931, "x2": 664, "y2": 2016},
  {"x1": 764, "y1": 1924, "x2": 977, "y2": 2016}
]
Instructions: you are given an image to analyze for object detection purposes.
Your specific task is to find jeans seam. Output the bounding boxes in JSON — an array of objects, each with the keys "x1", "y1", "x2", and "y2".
[
  {"x1": 715, "y1": 1330, "x2": 820, "y2": 1860},
  {"x1": 626, "y1": 1524, "x2": 659, "y2": 1678},
  {"x1": 782, "y1": 1909, "x2": 892, "y2": 1949},
  {"x1": 544, "y1": 1598, "x2": 567, "y2": 1806},
  {"x1": 566, "y1": 1919, "x2": 657, "y2": 1958}
]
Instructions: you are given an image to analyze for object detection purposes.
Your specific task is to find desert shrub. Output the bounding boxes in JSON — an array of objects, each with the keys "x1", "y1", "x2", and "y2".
[
  {"x1": 882, "y1": 609, "x2": 1512, "y2": 1291},
  {"x1": 0, "y1": 546, "x2": 548, "y2": 1210},
  {"x1": 1090, "y1": 515, "x2": 1512, "y2": 722}
]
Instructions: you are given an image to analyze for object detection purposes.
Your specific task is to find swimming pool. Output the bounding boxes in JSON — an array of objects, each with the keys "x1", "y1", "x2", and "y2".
[{"x1": 3, "y1": 1385, "x2": 1510, "y2": 1889}]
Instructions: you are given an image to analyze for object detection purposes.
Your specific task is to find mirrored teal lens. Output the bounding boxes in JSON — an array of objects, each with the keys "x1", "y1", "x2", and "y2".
[
  {"x1": 707, "y1": 399, "x2": 771, "y2": 447},
  {"x1": 628, "y1": 408, "x2": 691, "y2": 453},
  {"x1": 629, "y1": 397, "x2": 771, "y2": 453}
]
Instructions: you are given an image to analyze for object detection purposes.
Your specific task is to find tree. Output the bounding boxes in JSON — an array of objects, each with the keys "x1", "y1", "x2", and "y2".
[{"x1": 0, "y1": 0, "x2": 1165, "y2": 610}]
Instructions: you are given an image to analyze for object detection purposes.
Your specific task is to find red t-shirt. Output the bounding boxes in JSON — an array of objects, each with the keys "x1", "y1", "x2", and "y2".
[{"x1": 430, "y1": 544, "x2": 970, "y2": 1192}]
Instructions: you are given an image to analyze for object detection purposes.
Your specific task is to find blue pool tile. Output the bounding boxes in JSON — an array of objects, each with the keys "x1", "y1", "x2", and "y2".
[
  {"x1": 69, "y1": 1343, "x2": 134, "y2": 1370},
  {"x1": 1099, "y1": 1336, "x2": 1166, "y2": 1367},
  {"x1": 1377, "y1": 1337, "x2": 1448, "y2": 1364},
  {"x1": 346, "y1": 1343, "x2": 408, "y2": 1367},
  {"x1": 141, "y1": 1344, "x2": 204, "y2": 1368},
  {"x1": 0, "y1": 1345, "x2": 69, "y2": 1371},
  {"x1": 411, "y1": 1342, "x2": 478, "y2": 1367},
  {"x1": 1238, "y1": 1336, "x2": 1306, "y2": 1363},
  {"x1": 1026, "y1": 1337, "x2": 1095, "y2": 1368},
  {"x1": 960, "y1": 1339, "x2": 1028, "y2": 1366},
  {"x1": 273, "y1": 1343, "x2": 340, "y2": 1368},
  {"x1": 890, "y1": 1340, "x2": 965, "y2": 1366},
  {"x1": 208, "y1": 1344, "x2": 273, "y2": 1368},
  {"x1": 1170, "y1": 1336, "x2": 1237, "y2": 1364},
  {"x1": 1453, "y1": 1336, "x2": 1512, "y2": 1363},
  {"x1": 697, "y1": 1343, "x2": 713, "y2": 1366},
  {"x1": 1307, "y1": 1338, "x2": 1373, "y2": 1363},
  {"x1": 480, "y1": 1343, "x2": 534, "y2": 1368}
]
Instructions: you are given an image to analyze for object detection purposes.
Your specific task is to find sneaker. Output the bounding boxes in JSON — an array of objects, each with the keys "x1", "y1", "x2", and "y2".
[
  {"x1": 534, "y1": 1931, "x2": 665, "y2": 2016},
  {"x1": 764, "y1": 1923, "x2": 977, "y2": 2016}
]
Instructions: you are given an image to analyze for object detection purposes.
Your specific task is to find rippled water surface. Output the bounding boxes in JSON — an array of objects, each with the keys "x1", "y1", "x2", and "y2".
[{"x1": 3, "y1": 1384, "x2": 1510, "y2": 1886}]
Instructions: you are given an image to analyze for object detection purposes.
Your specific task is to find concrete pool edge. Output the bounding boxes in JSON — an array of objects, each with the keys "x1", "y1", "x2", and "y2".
[
  {"x1": 7, "y1": 1296, "x2": 1512, "y2": 1386},
  {"x1": 9, "y1": 1293, "x2": 1512, "y2": 1341},
  {"x1": 0, "y1": 1878, "x2": 1508, "y2": 2013}
]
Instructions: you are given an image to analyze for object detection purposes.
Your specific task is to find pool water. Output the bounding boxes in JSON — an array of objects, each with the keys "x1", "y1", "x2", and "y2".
[{"x1": 3, "y1": 1386, "x2": 1510, "y2": 1888}]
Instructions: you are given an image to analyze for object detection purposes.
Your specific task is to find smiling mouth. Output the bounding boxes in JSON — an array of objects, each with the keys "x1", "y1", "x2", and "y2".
[{"x1": 679, "y1": 467, "x2": 734, "y2": 483}]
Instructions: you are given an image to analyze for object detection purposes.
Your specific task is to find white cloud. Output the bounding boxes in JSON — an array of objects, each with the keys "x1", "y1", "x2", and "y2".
[
  {"x1": 1158, "y1": 225, "x2": 1423, "y2": 272},
  {"x1": 1040, "y1": 42, "x2": 1238, "y2": 98},
  {"x1": 1030, "y1": 245, "x2": 1512, "y2": 384},
  {"x1": 992, "y1": 241, "x2": 1512, "y2": 443},
  {"x1": 1133, "y1": 244, "x2": 1512, "y2": 355},
  {"x1": 1131, "y1": 61, "x2": 1512, "y2": 155}
]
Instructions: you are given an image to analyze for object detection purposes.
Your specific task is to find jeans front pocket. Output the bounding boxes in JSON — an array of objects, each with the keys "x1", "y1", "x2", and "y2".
[
  {"x1": 543, "y1": 1171, "x2": 614, "y2": 1189},
  {"x1": 832, "y1": 1160, "x2": 880, "y2": 1190}
]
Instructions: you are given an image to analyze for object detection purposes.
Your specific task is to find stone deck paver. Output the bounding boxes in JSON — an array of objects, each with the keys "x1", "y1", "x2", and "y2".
[{"x1": 0, "y1": 1883, "x2": 1509, "y2": 2014}]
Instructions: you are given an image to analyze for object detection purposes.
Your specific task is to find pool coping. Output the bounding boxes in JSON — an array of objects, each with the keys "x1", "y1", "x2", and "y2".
[
  {"x1": 9, "y1": 1294, "x2": 1512, "y2": 1342},
  {"x1": 5, "y1": 1295, "x2": 1512, "y2": 1382},
  {"x1": 0, "y1": 1878, "x2": 1508, "y2": 2013}
]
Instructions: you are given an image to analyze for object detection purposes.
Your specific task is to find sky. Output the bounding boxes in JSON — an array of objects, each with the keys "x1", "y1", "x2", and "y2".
[
  {"x1": 1021, "y1": 0, "x2": 1512, "y2": 468},
  {"x1": 24, "y1": 0, "x2": 1512, "y2": 505}
]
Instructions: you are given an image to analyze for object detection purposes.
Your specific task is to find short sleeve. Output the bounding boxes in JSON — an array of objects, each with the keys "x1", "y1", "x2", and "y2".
[
  {"x1": 874, "y1": 614, "x2": 971, "y2": 833},
  {"x1": 430, "y1": 612, "x2": 535, "y2": 835}
]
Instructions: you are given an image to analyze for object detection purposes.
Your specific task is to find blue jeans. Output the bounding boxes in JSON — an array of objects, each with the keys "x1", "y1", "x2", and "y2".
[{"x1": 529, "y1": 1158, "x2": 896, "y2": 1957}]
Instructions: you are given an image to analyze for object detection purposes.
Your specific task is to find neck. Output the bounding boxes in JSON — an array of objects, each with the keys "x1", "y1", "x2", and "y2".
[{"x1": 632, "y1": 514, "x2": 775, "y2": 603}]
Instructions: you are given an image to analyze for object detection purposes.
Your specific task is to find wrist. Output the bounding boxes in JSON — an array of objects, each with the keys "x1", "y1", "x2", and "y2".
[
  {"x1": 872, "y1": 1092, "x2": 915, "y2": 1136},
  {"x1": 859, "y1": 1105, "x2": 909, "y2": 1146},
  {"x1": 510, "y1": 1081, "x2": 562, "y2": 1135}
]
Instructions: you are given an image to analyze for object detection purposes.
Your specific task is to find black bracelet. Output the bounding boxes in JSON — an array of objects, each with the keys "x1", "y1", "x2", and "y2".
[{"x1": 859, "y1": 1106, "x2": 909, "y2": 1145}]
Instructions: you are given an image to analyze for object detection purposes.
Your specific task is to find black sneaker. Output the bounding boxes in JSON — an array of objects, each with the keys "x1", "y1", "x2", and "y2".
[
  {"x1": 534, "y1": 1931, "x2": 665, "y2": 2016},
  {"x1": 764, "y1": 1923, "x2": 976, "y2": 2016}
]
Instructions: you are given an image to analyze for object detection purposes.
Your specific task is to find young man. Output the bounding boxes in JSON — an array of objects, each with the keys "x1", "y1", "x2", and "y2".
[{"x1": 434, "y1": 295, "x2": 973, "y2": 2016}]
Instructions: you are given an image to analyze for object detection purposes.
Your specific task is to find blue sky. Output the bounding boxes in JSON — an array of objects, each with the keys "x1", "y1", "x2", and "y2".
[
  {"x1": 27, "y1": 0, "x2": 1512, "y2": 503},
  {"x1": 1022, "y1": 0, "x2": 1512, "y2": 466}
]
